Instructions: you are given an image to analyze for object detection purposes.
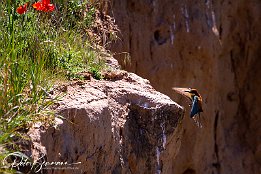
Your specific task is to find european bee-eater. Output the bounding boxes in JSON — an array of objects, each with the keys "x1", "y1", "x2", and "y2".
[{"x1": 172, "y1": 87, "x2": 203, "y2": 127}]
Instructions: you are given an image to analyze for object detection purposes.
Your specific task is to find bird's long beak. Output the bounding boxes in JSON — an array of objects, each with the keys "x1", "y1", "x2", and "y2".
[
  {"x1": 172, "y1": 87, "x2": 190, "y2": 93},
  {"x1": 172, "y1": 87, "x2": 192, "y2": 99},
  {"x1": 172, "y1": 87, "x2": 190, "y2": 91}
]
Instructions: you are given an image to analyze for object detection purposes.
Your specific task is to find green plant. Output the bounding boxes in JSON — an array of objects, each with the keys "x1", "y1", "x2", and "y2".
[
  {"x1": 89, "y1": 65, "x2": 103, "y2": 80},
  {"x1": 53, "y1": 0, "x2": 96, "y2": 30},
  {"x1": 0, "y1": 0, "x2": 106, "y2": 172}
]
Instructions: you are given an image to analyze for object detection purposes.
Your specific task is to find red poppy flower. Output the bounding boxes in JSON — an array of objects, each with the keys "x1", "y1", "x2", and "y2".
[
  {"x1": 16, "y1": 3, "x2": 28, "y2": 14},
  {"x1": 33, "y1": 0, "x2": 55, "y2": 12}
]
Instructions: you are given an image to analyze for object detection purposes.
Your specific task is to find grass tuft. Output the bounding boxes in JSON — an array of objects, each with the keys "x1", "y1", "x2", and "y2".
[{"x1": 0, "y1": 1, "x2": 111, "y2": 172}]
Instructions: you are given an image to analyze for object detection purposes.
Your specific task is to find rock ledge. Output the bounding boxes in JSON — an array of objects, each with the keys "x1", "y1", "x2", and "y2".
[{"x1": 29, "y1": 70, "x2": 184, "y2": 174}]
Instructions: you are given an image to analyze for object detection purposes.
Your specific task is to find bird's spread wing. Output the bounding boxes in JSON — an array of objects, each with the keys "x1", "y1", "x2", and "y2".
[
  {"x1": 172, "y1": 87, "x2": 192, "y2": 101},
  {"x1": 190, "y1": 96, "x2": 200, "y2": 118}
]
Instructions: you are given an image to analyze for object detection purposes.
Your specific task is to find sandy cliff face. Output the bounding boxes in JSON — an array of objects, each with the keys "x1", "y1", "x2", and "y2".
[{"x1": 111, "y1": 0, "x2": 261, "y2": 173}]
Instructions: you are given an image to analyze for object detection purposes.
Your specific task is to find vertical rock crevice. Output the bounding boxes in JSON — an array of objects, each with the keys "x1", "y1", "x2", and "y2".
[{"x1": 213, "y1": 111, "x2": 220, "y2": 174}]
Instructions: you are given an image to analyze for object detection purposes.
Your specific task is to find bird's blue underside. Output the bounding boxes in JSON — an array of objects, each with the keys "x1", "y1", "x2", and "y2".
[{"x1": 190, "y1": 96, "x2": 200, "y2": 117}]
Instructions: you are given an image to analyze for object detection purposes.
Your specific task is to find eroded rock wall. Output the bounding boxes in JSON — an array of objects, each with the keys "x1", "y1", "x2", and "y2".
[
  {"x1": 29, "y1": 72, "x2": 184, "y2": 174},
  {"x1": 111, "y1": 0, "x2": 261, "y2": 173}
]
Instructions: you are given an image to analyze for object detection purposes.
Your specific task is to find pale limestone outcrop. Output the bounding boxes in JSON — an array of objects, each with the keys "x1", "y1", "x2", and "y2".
[{"x1": 29, "y1": 71, "x2": 184, "y2": 174}]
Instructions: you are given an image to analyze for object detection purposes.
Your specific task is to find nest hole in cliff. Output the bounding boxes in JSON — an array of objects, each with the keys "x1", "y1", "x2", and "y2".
[
  {"x1": 183, "y1": 168, "x2": 196, "y2": 174},
  {"x1": 154, "y1": 30, "x2": 168, "y2": 45}
]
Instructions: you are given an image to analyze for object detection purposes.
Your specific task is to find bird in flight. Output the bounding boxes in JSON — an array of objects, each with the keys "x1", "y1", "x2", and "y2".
[{"x1": 172, "y1": 87, "x2": 203, "y2": 127}]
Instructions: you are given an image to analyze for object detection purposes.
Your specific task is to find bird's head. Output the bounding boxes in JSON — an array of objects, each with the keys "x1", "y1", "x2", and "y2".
[
  {"x1": 172, "y1": 87, "x2": 203, "y2": 118},
  {"x1": 184, "y1": 88, "x2": 202, "y2": 100}
]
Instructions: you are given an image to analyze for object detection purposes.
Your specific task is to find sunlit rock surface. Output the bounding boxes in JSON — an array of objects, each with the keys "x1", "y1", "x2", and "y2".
[
  {"x1": 111, "y1": 0, "x2": 261, "y2": 173},
  {"x1": 29, "y1": 71, "x2": 184, "y2": 174}
]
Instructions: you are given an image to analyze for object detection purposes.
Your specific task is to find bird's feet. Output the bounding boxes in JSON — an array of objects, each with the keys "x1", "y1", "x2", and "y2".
[{"x1": 193, "y1": 116, "x2": 203, "y2": 128}]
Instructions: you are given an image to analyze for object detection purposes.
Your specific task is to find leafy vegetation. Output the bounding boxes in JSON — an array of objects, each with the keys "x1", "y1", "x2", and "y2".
[{"x1": 0, "y1": 0, "x2": 109, "y2": 172}]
